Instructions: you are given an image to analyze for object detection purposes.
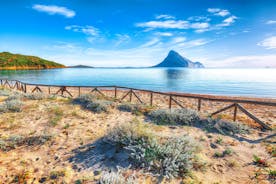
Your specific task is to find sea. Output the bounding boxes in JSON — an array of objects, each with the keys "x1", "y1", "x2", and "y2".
[{"x1": 0, "y1": 68, "x2": 275, "y2": 98}]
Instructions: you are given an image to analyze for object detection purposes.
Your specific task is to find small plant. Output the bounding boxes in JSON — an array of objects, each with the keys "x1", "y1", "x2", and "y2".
[
  {"x1": 118, "y1": 103, "x2": 155, "y2": 115},
  {"x1": 214, "y1": 152, "x2": 224, "y2": 158},
  {"x1": 227, "y1": 160, "x2": 238, "y2": 168},
  {"x1": 86, "y1": 100, "x2": 113, "y2": 113},
  {"x1": 216, "y1": 137, "x2": 223, "y2": 145},
  {"x1": 0, "y1": 134, "x2": 51, "y2": 151},
  {"x1": 49, "y1": 170, "x2": 65, "y2": 180},
  {"x1": 24, "y1": 92, "x2": 45, "y2": 100},
  {"x1": 148, "y1": 108, "x2": 200, "y2": 126},
  {"x1": 72, "y1": 94, "x2": 113, "y2": 113},
  {"x1": 100, "y1": 169, "x2": 138, "y2": 184},
  {"x1": 0, "y1": 99, "x2": 23, "y2": 113},
  {"x1": 0, "y1": 89, "x2": 11, "y2": 96},
  {"x1": 223, "y1": 148, "x2": 233, "y2": 156},
  {"x1": 214, "y1": 148, "x2": 233, "y2": 158},
  {"x1": 267, "y1": 169, "x2": 276, "y2": 180},
  {"x1": 214, "y1": 120, "x2": 250, "y2": 135},
  {"x1": 253, "y1": 155, "x2": 268, "y2": 167},
  {"x1": 48, "y1": 106, "x2": 63, "y2": 126}
]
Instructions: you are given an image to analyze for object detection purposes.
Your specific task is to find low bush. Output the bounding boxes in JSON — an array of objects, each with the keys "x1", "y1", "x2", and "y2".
[
  {"x1": 0, "y1": 99, "x2": 23, "y2": 113},
  {"x1": 105, "y1": 121, "x2": 202, "y2": 179},
  {"x1": 87, "y1": 100, "x2": 113, "y2": 113},
  {"x1": 148, "y1": 108, "x2": 200, "y2": 126},
  {"x1": 72, "y1": 94, "x2": 113, "y2": 113},
  {"x1": 213, "y1": 119, "x2": 250, "y2": 135},
  {"x1": 72, "y1": 94, "x2": 97, "y2": 105},
  {"x1": 100, "y1": 169, "x2": 138, "y2": 184},
  {"x1": 0, "y1": 134, "x2": 51, "y2": 151},
  {"x1": 48, "y1": 106, "x2": 64, "y2": 126},
  {"x1": 201, "y1": 118, "x2": 251, "y2": 135},
  {"x1": 0, "y1": 89, "x2": 11, "y2": 96},
  {"x1": 117, "y1": 103, "x2": 155, "y2": 115}
]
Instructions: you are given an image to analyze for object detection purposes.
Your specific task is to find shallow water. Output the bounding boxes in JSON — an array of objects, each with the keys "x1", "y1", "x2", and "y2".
[{"x1": 0, "y1": 68, "x2": 276, "y2": 98}]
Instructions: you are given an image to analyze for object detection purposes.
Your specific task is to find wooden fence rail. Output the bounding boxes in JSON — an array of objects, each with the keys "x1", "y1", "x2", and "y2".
[{"x1": 0, "y1": 79, "x2": 275, "y2": 130}]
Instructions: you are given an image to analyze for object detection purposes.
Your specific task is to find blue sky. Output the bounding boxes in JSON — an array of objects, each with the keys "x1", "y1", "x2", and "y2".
[{"x1": 0, "y1": 0, "x2": 276, "y2": 67}]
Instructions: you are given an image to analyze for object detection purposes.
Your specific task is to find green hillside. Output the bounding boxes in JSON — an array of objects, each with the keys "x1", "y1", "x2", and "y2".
[{"x1": 0, "y1": 52, "x2": 65, "y2": 70}]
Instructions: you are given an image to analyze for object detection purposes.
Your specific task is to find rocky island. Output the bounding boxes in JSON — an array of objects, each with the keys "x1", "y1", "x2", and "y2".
[{"x1": 154, "y1": 50, "x2": 204, "y2": 68}]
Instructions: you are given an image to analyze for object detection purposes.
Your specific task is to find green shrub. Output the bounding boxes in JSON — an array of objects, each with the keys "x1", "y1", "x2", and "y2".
[
  {"x1": 0, "y1": 99, "x2": 23, "y2": 113},
  {"x1": 213, "y1": 119, "x2": 250, "y2": 135},
  {"x1": 72, "y1": 94, "x2": 113, "y2": 113},
  {"x1": 100, "y1": 169, "x2": 138, "y2": 184},
  {"x1": 48, "y1": 106, "x2": 64, "y2": 126},
  {"x1": 148, "y1": 108, "x2": 200, "y2": 126},
  {"x1": 0, "y1": 134, "x2": 51, "y2": 151},
  {"x1": 72, "y1": 94, "x2": 96, "y2": 105},
  {"x1": 86, "y1": 100, "x2": 113, "y2": 113},
  {"x1": 117, "y1": 103, "x2": 155, "y2": 115},
  {"x1": 106, "y1": 121, "x2": 201, "y2": 179},
  {"x1": 0, "y1": 89, "x2": 11, "y2": 96}
]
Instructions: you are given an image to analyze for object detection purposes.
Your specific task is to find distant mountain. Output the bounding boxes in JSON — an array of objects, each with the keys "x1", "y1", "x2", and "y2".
[
  {"x1": 153, "y1": 50, "x2": 204, "y2": 68},
  {"x1": 68, "y1": 65, "x2": 94, "y2": 68},
  {"x1": 0, "y1": 52, "x2": 65, "y2": 70}
]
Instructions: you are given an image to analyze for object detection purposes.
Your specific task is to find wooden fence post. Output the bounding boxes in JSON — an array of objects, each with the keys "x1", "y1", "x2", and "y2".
[
  {"x1": 233, "y1": 103, "x2": 238, "y2": 121},
  {"x1": 198, "y1": 98, "x2": 202, "y2": 111},
  {"x1": 114, "y1": 87, "x2": 117, "y2": 98},
  {"x1": 150, "y1": 92, "x2": 153, "y2": 106},
  {"x1": 129, "y1": 89, "x2": 132, "y2": 102},
  {"x1": 48, "y1": 86, "x2": 51, "y2": 94},
  {"x1": 78, "y1": 87, "x2": 81, "y2": 97},
  {"x1": 169, "y1": 95, "x2": 172, "y2": 109}
]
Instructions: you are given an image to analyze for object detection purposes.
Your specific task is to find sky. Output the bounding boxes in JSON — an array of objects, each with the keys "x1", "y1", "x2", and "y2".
[{"x1": 0, "y1": 0, "x2": 276, "y2": 67}]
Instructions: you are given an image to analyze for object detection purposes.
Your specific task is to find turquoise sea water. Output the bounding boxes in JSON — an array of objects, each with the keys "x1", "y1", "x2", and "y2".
[{"x1": 0, "y1": 68, "x2": 276, "y2": 98}]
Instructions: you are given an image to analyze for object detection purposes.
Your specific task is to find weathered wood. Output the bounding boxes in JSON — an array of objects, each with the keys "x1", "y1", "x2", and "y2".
[
  {"x1": 237, "y1": 104, "x2": 272, "y2": 130},
  {"x1": 121, "y1": 90, "x2": 131, "y2": 101},
  {"x1": 91, "y1": 88, "x2": 105, "y2": 97},
  {"x1": 171, "y1": 97, "x2": 185, "y2": 109},
  {"x1": 56, "y1": 86, "x2": 73, "y2": 97},
  {"x1": 32, "y1": 86, "x2": 42, "y2": 93},
  {"x1": 48, "y1": 87, "x2": 51, "y2": 94},
  {"x1": 129, "y1": 89, "x2": 133, "y2": 102},
  {"x1": 150, "y1": 92, "x2": 153, "y2": 106},
  {"x1": 114, "y1": 87, "x2": 117, "y2": 98},
  {"x1": 198, "y1": 98, "x2": 202, "y2": 111},
  {"x1": 233, "y1": 103, "x2": 238, "y2": 121},
  {"x1": 211, "y1": 103, "x2": 235, "y2": 116},
  {"x1": 169, "y1": 95, "x2": 172, "y2": 109},
  {"x1": 132, "y1": 90, "x2": 143, "y2": 104},
  {"x1": 78, "y1": 87, "x2": 81, "y2": 97}
]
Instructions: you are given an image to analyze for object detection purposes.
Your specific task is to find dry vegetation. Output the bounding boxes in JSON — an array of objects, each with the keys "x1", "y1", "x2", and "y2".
[{"x1": 0, "y1": 88, "x2": 275, "y2": 184}]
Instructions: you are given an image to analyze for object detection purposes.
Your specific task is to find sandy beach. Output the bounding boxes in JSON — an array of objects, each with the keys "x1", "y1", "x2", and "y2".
[{"x1": 0, "y1": 87, "x2": 275, "y2": 183}]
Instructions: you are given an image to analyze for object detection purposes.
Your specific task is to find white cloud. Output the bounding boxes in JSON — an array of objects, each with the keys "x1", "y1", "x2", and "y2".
[
  {"x1": 155, "y1": 32, "x2": 173, "y2": 37},
  {"x1": 266, "y1": 20, "x2": 276, "y2": 25},
  {"x1": 32, "y1": 4, "x2": 75, "y2": 18},
  {"x1": 207, "y1": 8, "x2": 230, "y2": 17},
  {"x1": 177, "y1": 39, "x2": 211, "y2": 48},
  {"x1": 155, "y1": 14, "x2": 175, "y2": 20},
  {"x1": 209, "y1": 55, "x2": 276, "y2": 68},
  {"x1": 190, "y1": 22, "x2": 210, "y2": 29},
  {"x1": 136, "y1": 20, "x2": 190, "y2": 29},
  {"x1": 257, "y1": 36, "x2": 276, "y2": 49},
  {"x1": 171, "y1": 37, "x2": 186, "y2": 44},
  {"x1": 65, "y1": 25, "x2": 99, "y2": 36},
  {"x1": 218, "y1": 16, "x2": 238, "y2": 27},
  {"x1": 114, "y1": 34, "x2": 131, "y2": 47}
]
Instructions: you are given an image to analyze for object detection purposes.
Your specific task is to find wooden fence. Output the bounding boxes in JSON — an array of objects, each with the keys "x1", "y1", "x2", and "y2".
[{"x1": 0, "y1": 79, "x2": 275, "y2": 130}]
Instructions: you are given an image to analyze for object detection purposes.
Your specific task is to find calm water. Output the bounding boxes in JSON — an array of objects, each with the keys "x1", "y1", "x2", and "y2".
[{"x1": 0, "y1": 68, "x2": 276, "y2": 98}]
